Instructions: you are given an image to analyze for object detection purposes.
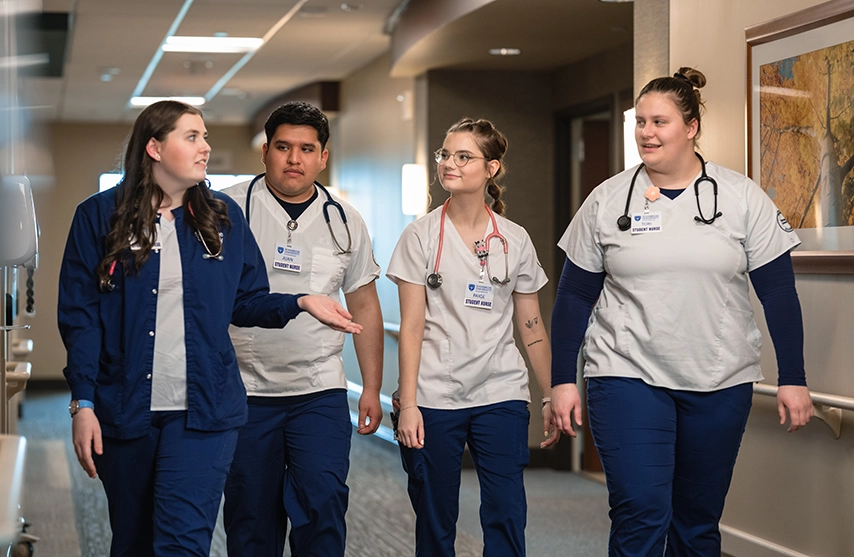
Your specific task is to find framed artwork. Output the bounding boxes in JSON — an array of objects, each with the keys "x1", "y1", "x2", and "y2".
[{"x1": 747, "y1": 0, "x2": 854, "y2": 273}]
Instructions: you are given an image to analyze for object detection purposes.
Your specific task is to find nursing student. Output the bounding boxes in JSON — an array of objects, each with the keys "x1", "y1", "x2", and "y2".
[
  {"x1": 221, "y1": 101, "x2": 383, "y2": 557},
  {"x1": 58, "y1": 100, "x2": 361, "y2": 557},
  {"x1": 387, "y1": 117, "x2": 559, "y2": 556},
  {"x1": 550, "y1": 68, "x2": 814, "y2": 556}
]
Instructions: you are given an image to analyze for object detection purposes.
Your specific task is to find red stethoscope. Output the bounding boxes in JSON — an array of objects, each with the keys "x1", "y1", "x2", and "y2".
[{"x1": 426, "y1": 199, "x2": 510, "y2": 289}]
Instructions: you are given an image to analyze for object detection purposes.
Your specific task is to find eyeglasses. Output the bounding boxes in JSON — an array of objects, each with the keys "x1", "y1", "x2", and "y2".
[{"x1": 434, "y1": 149, "x2": 487, "y2": 167}]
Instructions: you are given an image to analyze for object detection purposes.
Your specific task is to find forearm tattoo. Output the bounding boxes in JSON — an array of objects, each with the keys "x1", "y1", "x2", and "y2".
[{"x1": 524, "y1": 316, "x2": 539, "y2": 329}]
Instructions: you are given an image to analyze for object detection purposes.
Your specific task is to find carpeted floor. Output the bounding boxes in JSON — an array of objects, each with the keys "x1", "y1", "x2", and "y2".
[{"x1": 16, "y1": 387, "x2": 610, "y2": 556}]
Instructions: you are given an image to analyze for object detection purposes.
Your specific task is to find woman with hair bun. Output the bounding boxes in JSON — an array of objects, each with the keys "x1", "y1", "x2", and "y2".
[
  {"x1": 550, "y1": 68, "x2": 814, "y2": 555},
  {"x1": 387, "y1": 117, "x2": 559, "y2": 556}
]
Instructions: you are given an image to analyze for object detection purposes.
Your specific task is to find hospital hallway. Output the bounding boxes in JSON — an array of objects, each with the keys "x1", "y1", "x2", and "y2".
[{"x1": 15, "y1": 386, "x2": 612, "y2": 556}]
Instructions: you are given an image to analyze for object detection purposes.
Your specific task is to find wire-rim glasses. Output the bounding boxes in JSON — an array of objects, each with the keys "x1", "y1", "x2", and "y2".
[{"x1": 434, "y1": 149, "x2": 487, "y2": 167}]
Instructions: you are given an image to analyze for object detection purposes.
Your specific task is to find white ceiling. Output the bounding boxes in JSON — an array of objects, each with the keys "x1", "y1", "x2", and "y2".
[{"x1": 21, "y1": 0, "x2": 633, "y2": 124}]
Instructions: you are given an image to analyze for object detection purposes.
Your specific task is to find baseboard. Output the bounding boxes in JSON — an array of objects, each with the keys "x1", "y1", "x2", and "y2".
[{"x1": 720, "y1": 524, "x2": 811, "y2": 557}]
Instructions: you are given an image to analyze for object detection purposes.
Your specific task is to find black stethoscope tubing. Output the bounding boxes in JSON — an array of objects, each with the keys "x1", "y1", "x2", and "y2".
[
  {"x1": 617, "y1": 152, "x2": 722, "y2": 231},
  {"x1": 244, "y1": 172, "x2": 352, "y2": 254}
]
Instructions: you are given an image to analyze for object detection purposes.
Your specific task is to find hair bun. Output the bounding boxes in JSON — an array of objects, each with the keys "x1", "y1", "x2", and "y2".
[{"x1": 676, "y1": 67, "x2": 707, "y2": 89}]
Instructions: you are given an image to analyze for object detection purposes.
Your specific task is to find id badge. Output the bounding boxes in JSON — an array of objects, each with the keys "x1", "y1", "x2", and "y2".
[
  {"x1": 630, "y1": 212, "x2": 662, "y2": 234},
  {"x1": 151, "y1": 225, "x2": 162, "y2": 252},
  {"x1": 272, "y1": 243, "x2": 302, "y2": 272},
  {"x1": 463, "y1": 282, "x2": 494, "y2": 310}
]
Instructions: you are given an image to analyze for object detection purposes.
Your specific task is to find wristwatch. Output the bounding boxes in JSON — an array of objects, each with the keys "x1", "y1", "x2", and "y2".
[{"x1": 69, "y1": 399, "x2": 94, "y2": 417}]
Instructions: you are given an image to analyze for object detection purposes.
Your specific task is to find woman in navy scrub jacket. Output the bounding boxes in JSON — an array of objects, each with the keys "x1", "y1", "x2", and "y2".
[
  {"x1": 58, "y1": 100, "x2": 361, "y2": 557},
  {"x1": 550, "y1": 68, "x2": 814, "y2": 556}
]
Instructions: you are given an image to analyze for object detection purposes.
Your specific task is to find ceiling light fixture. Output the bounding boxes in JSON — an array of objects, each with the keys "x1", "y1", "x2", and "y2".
[
  {"x1": 129, "y1": 0, "x2": 311, "y2": 109},
  {"x1": 162, "y1": 36, "x2": 264, "y2": 54},
  {"x1": 99, "y1": 67, "x2": 120, "y2": 82},
  {"x1": 130, "y1": 96, "x2": 206, "y2": 107},
  {"x1": 489, "y1": 48, "x2": 521, "y2": 56}
]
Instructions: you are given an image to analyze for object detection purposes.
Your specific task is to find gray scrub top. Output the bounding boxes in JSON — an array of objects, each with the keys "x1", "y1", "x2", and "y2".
[
  {"x1": 387, "y1": 205, "x2": 547, "y2": 409},
  {"x1": 560, "y1": 161, "x2": 800, "y2": 391}
]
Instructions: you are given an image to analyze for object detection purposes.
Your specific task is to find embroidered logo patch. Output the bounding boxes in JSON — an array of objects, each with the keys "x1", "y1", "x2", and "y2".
[{"x1": 776, "y1": 210, "x2": 793, "y2": 233}]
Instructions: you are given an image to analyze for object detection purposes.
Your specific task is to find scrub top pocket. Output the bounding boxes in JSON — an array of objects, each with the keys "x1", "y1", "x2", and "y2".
[{"x1": 310, "y1": 251, "x2": 346, "y2": 294}]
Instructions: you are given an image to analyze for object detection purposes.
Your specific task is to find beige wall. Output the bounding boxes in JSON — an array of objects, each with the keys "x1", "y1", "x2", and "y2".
[
  {"x1": 21, "y1": 121, "x2": 262, "y2": 382},
  {"x1": 669, "y1": 1, "x2": 854, "y2": 555},
  {"x1": 553, "y1": 41, "x2": 633, "y2": 111}
]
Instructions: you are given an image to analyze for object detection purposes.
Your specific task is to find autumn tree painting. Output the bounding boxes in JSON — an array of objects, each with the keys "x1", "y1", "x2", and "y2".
[{"x1": 759, "y1": 39, "x2": 854, "y2": 228}]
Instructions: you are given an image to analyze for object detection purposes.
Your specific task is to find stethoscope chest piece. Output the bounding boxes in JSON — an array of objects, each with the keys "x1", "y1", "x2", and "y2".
[
  {"x1": 617, "y1": 152, "x2": 722, "y2": 231},
  {"x1": 427, "y1": 273, "x2": 443, "y2": 289}
]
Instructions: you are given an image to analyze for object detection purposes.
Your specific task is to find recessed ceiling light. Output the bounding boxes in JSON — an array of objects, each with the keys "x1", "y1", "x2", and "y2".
[
  {"x1": 162, "y1": 36, "x2": 263, "y2": 54},
  {"x1": 341, "y1": 3, "x2": 361, "y2": 11},
  {"x1": 99, "y1": 67, "x2": 120, "y2": 81},
  {"x1": 130, "y1": 96, "x2": 206, "y2": 107},
  {"x1": 489, "y1": 48, "x2": 521, "y2": 56}
]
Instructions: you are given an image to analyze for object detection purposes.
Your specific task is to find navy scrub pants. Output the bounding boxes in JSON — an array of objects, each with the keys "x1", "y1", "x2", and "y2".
[
  {"x1": 94, "y1": 411, "x2": 239, "y2": 557},
  {"x1": 399, "y1": 400, "x2": 530, "y2": 557},
  {"x1": 587, "y1": 377, "x2": 753, "y2": 557},
  {"x1": 223, "y1": 390, "x2": 352, "y2": 557}
]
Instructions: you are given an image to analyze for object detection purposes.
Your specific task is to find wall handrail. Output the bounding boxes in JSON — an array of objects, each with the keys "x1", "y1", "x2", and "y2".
[
  {"x1": 753, "y1": 383, "x2": 852, "y2": 438},
  {"x1": 753, "y1": 383, "x2": 854, "y2": 411}
]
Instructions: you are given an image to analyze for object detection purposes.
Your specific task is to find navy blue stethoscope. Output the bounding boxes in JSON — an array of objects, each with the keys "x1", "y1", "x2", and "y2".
[
  {"x1": 244, "y1": 172, "x2": 352, "y2": 254},
  {"x1": 617, "y1": 152, "x2": 722, "y2": 231}
]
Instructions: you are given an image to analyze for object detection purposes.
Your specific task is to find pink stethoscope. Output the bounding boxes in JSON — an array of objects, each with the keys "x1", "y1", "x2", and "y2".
[{"x1": 426, "y1": 199, "x2": 510, "y2": 289}]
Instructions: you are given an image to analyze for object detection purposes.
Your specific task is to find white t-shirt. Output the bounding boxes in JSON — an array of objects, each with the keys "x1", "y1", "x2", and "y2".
[
  {"x1": 223, "y1": 179, "x2": 380, "y2": 396},
  {"x1": 559, "y1": 161, "x2": 800, "y2": 391},
  {"x1": 387, "y1": 205, "x2": 548, "y2": 409},
  {"x1": 151, "y1": 217, "x2": 189, "y2": 410}
]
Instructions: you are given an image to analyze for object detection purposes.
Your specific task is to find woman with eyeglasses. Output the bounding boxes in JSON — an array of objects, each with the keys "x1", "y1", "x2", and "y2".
[
  {"x1": 387, "y1": 117, "x2": 559, "y2": 556},
  {"x1": 550, "y1": 68, "x2": 814, "y2": 556},
  {"x1": 57, "y1": 100, "x2": 361, "y2": 557}
]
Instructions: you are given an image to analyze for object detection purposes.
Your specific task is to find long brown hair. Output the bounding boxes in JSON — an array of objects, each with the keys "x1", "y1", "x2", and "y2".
[
  {"x1": 96, "y1": 101, "x2": 230, "y2": 286},
  {"x1": 445, "y1": 117, "x2": 509, "y2": 215}
]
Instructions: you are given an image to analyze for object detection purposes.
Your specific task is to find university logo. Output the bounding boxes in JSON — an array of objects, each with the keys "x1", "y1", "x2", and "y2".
[{"x1": 776, "y1": 210, "x2": 793, "y2": 233}]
